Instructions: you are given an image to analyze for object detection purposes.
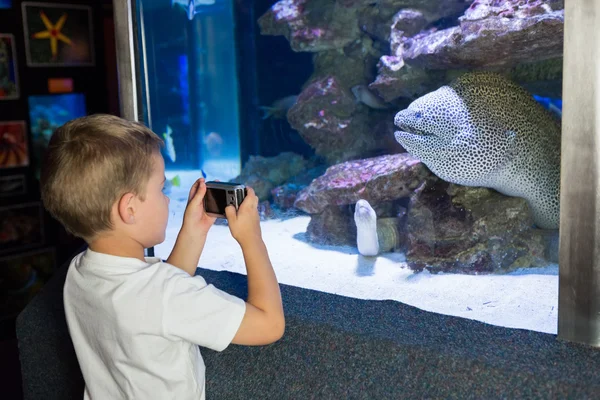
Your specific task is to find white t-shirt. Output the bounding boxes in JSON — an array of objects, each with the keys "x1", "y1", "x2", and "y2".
[{"x1": 63, "y1": 249, "x2": 246, "y2": 400}]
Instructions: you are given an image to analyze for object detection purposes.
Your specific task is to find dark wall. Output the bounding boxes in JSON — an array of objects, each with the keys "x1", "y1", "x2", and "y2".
[{"x1": 0, "y1": 0, "x2": 117, "y2": 334}]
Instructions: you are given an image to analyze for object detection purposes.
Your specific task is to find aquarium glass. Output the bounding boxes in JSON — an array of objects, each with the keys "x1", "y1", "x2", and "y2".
[
  {"x1": 134, "y1": 0, "x2": 241, "y2": 184},
  {"x1": 132, "y1": 0, "x2": 563, "y2": 335}
]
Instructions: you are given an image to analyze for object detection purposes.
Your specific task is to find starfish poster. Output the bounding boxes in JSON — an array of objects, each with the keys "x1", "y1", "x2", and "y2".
[
  {"x1": 22, "y1": 2, "x2": 94, "y2": 67},
  {"x1": 0, "y1": 34, "x2": 19, "y2": 100},
  {"x1": 0, "y1": 121, "x2": 29, "y2": 169}
]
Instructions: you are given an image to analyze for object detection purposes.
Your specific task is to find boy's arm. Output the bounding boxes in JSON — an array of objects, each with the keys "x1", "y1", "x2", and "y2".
[
  {"x1": 232, "y1": 236, "x2": 285, "y2": 345},
  {"x1": 167, "y1": 178, "x2": 215, "y2": 276},
  {"x1": 166, "y1": 228, "x2": 207, "y2": 276}
]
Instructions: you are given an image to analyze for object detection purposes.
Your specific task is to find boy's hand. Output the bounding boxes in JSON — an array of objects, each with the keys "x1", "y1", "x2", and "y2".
[
  {"x1": 182, "y1": 178, "x2": 216, "y2": 236},
  {"x1": 225, "y1": 187, "x2": 261, "y2": 246}
]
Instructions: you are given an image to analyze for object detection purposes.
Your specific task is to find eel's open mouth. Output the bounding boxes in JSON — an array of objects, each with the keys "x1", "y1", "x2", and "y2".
[
  {"x1": 393, "y1": 112, "x2": 433, "y2": 136},
  {"x1": 394, "y1": 109, "x2": 434, "y2": 137},
  {"x1": 394, "y1": 124, "x2": 433, "y2": 137}
]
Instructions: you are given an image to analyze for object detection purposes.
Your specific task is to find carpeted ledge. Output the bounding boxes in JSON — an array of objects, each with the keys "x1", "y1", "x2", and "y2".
[
  {"x1": 201, "y1": 268, "x2": 600, "y2": 399},
  {"x1": 17, "y1": 260, "x2": 600, "y2": 400}
]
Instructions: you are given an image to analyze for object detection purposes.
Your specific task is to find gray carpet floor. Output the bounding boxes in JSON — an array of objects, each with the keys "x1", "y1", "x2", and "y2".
[
  {"x1": 17, "y1": 261, "x2": 600, "y2": 400},
  {"x1": 201, "y1": 268, "x2": 600, "y2": 399}
]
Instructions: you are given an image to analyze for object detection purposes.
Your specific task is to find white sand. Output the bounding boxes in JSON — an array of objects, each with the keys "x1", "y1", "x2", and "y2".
[{"x1": 158, "y1": 171, "x2": 559, "y2": 335}]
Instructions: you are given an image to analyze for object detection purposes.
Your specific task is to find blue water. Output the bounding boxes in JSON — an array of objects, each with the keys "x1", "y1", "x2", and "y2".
[
  {"x1": 130, "y1": 0, "x2": 564, "y2": 334},
  {"x1": 177, "y1": 54, "x2": 191, "y2": 126},
  {"x1": 136, "y1": 0, "x2": 240, "y2": 179}
]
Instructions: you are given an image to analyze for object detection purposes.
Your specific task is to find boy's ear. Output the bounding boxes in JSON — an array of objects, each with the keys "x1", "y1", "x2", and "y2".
[{"x1": 117, "y1": 192, "x2": 136, "y2": 224}]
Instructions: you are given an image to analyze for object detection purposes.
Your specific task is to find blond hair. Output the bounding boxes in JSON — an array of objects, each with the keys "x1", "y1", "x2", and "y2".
[{"x1": 40, "y1": 114, "x2": 164, "y2": 241}]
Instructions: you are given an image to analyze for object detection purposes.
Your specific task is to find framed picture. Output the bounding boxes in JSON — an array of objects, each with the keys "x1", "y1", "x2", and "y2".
[
  {"x1": 0, "y1": 1, "x2": 12, "y2": 10},
  {"x1": 0, "y1": 202, "x2": 44, "y2": 255},
  {"x1": 0, "y1": 121, "x2": 29, "y2": 170},
  {"x1": 0, "y1": 34, "x2": 19, "y2": 100},
  {"x1": 29, "y1": 93, "x2": 87, "y2": 178},
  {"x1": 0, "y1": 247, "x2": 56, "y2": 319},
  {"x1": 0, "y1": 174, "x2": 26, "y2": 197},
  {"x1": 22, "y1": 2, "x2": 95, "y2": 67}
]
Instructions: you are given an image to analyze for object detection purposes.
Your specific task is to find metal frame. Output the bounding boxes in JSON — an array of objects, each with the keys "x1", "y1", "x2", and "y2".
[
  {"x1": 113, "y1": 0, "x2": 152, "y2": 257},
  {"x1": 112, "y1": 0, "x2": 600, "y2": 347},
  {"x1": 558, "y1": 0, "x2": 600, "y2": 347},
  {"x1": 113, "y1": 0, "x2": 142, "y2": 121}
]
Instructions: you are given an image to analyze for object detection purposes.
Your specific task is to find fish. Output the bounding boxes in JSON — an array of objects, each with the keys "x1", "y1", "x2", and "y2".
[
  {"x1": 533, "y1": 95, "x2": 562, "y2": 120},
  {"x1": 548, "y1": 102, "x2": 562, "y2": 119},
  {"x1": 162, "y1": 125, "x2": 176, "y2": 163},
  {"x1": 354, "y1": 199, "x2": 401, "y2": 257},
  {"x1": 354, "y1": 199, "x2": 379, "y2": 256},
  {"x1": 351, "y1": 85, "x2": 391, "y2": 110},
  {"x1": 162, "y1": 175, "x2": 181, "y2": 196},
  {"x1": 171, "y1": 0, "x2": 216, "y2": 20},
  {"x1": 203, "y1": 131, "x2": 223, "y2": 157},
  {"x1": 162, "y1": 171, "x2": 206, "y2": 196},
  {"x1": 393, "y1": 72, "x2": 561, "y2": 230},
  {"x1": 259, "y1": 95, "x2": 298, "y2": 120}
]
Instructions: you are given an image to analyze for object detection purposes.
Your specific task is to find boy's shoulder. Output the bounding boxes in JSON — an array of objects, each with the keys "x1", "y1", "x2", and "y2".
[
  {"x1": 65, "y1": 249, "x2": 218, "y2": 311},
  {"x1": 67, "y1": 249, "x2": 201, "y2": 287}
]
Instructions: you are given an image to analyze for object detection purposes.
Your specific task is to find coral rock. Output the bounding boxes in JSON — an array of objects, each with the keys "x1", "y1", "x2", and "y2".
[
  {"x1": 305, "y1": 200, "x2": 407, "y2": 247},
  {"x1": 294, "y1": 153, "x2": 431, "y2": 214},
  {"x1": 369, "y1": 58, "x2": 445, "y2": 101},
  {"x1": 405, "y1": 181, "x2": 552, "y2": 274},
  {"x1": 378, "y1": 0, "x2": 473, "y2": 23},
  {"x1": 371, "y1": 0, "x2": 564, "y2": 100},
  {"x1": 271, "y1": 164, "x2": 327, "y2": 209},
  {"x1": 462, "y1": 0, "x2": 563, "y2": 21},
  {"x1": 307, "y1": 37, "x2": 382, "y2": 90},
  {"x1": 306, "y1": 205, "x2": 357, "y2": 246},
  {"x1": 258, "y1": 0, "x2": 361, "y2": 52},
  {"x1": 232, "y1": 152, "x2": 307, "y2": 200},
  {"x1": 287, "y1": 76, "x2": 391, "y2": 164},
  {"x1": 402, "y1": 3, "x2": 564, "y2": 69}
]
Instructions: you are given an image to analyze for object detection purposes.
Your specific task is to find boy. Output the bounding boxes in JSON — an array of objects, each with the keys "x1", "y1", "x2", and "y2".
[{"x1": 40, "y1": 114, "x2": 285, "y2": 399}]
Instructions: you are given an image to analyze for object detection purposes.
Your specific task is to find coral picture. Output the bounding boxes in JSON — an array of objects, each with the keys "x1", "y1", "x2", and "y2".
[
  {"x1": 0, "y1": 34, "x2": 20, "y2": 100},
  {"x1": 22, "y1": 2, "x2": 94, "y2": 66},
  {"x1": 0, "y1": 121, "x2": 29, "y2": 169},
  {"x1": 0, "y1": 202, "x2": 44, "y2": 255},
  {"x1": 28, "y1": 93, "x2": 87, "y2": 178}
]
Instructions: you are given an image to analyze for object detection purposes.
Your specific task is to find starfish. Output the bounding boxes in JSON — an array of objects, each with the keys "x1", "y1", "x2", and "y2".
[{"x1": 32, "y1": 11, "x2": 72, "y2": 60}]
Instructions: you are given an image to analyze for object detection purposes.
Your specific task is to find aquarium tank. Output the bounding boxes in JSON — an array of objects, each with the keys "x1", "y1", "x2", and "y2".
[{"x1": 127, "y1": 0, "x2": 564, "y2": 335}]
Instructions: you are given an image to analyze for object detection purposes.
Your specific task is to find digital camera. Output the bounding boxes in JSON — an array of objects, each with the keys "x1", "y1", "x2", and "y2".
[{"x1": 204, "y1": 181, "x2": 247, "y2": 218}]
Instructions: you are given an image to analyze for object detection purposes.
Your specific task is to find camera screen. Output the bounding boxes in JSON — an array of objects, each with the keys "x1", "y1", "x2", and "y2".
[{"x1": 205, "y1": 188, "x2": 228, "y2": 215}]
